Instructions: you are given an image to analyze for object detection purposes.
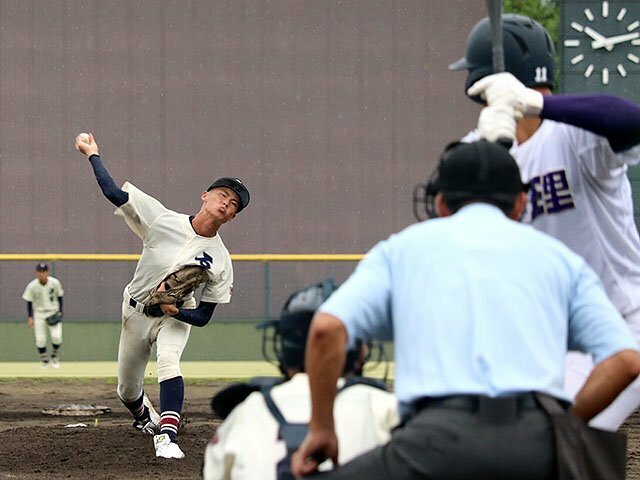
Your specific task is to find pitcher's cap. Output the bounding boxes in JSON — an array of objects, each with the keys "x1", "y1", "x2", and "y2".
[{"x1": 207, "y1": 177, "x2": 250, "y2": 213}]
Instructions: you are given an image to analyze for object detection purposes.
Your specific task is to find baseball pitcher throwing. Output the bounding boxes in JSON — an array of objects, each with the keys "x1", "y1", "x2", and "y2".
[{"x1": 75, "y1": 132, "x2": 250, "y2": 459}]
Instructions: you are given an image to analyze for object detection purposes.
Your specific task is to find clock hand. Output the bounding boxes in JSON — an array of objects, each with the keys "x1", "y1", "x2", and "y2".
[
  {"x1": 592, "y1": 31, "x2": 640, "y2": 49},
  {"x1": 584, "y1": 26, "x2": 607, "y2": 42},
  {"x1": 584, "y1": 26, "x2": 614, "y2": 51}
]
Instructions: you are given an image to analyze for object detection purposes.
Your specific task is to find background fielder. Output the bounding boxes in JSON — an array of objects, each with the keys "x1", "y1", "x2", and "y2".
[
  {"x1": 22, "y1": 262, "x2": 64, "y2": 368},
  {"x1": 452, "y1": 13, "x2": 640, "y2": 431},
  {"x1": 75, "y1": 132, "x2": 250, "y2": 460}
]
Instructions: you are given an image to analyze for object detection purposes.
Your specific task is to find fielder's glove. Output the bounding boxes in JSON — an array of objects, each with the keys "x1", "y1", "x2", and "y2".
[
  {"x1": 467, "y1": 72, "x2": 544, "y2": 117},
  {"x1": 477, "y1": 104, "x2": 517, "y2": 144},
  {"x1": 143, "y1": 266, "x2": 209, "y2": 317},
  {"x1": 45, "y1": 311, "x2": 63, "y2": 326}
]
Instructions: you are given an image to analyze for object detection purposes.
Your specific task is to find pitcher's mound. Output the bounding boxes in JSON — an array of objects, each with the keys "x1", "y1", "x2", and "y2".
[{"x1": 42, "y1": 404, "x2": 112, "y2": 416}]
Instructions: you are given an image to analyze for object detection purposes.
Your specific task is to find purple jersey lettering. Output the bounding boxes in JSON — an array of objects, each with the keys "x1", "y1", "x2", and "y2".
[{"x1": 530, "y1": 169, "x2": 575, "y2": 220}]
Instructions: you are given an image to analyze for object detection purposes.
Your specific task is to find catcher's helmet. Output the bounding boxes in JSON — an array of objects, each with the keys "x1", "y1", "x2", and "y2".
[
  {"x1": 413, "y1": 140, "x2": 529, "y2": 220},
  {"x1": 449, "y1": 14, "x2": 555, "y2": 103},
  {"x1": 257, "y1": 278, "x2": 364, "y2": 376}
]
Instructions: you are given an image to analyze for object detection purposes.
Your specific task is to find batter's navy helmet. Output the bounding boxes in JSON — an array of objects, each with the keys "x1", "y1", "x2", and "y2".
[{"x1": 449, "y1": 14, "x2": 555, "y2": 103}]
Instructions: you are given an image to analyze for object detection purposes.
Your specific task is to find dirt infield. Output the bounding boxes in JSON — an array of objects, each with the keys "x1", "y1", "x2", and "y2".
[
  {"x1": 2, "y1": 378, "x2": 640, "y2": 479},
  {"x1": 0, "y1": 379, "x2": 226, "y2": 480}
]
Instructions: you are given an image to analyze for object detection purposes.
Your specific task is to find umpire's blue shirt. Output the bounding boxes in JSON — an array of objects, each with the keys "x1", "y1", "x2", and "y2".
[{"x1": 320, "y1": 203, "x2": 638, "y2": 405}]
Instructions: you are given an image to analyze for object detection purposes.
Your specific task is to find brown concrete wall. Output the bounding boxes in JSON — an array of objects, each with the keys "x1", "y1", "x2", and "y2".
[{"x1": 0, "y1": 0, "x2": 485, "y2": 321}]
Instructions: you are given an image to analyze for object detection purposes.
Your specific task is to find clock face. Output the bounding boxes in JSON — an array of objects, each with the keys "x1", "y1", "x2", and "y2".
[{"x1": 561, "y1": 0, "x2": 640, "y2": 97}]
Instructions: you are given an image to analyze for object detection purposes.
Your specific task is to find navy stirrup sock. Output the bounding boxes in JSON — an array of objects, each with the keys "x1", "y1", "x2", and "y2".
[{"x1": 160, "y1": 377, "x2": 184, "y2": 442}]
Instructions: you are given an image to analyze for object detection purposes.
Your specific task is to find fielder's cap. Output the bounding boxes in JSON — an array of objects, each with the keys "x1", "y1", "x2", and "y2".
[
  {"x1": 207, "y1": 177, "x2": 250, "y2": 213},
  {"x1": 432, "y1": 140, "x2": 528, "y2": 197},
  {"x1": 36, "y1": 262, "x2": 49, "y2": 271}
]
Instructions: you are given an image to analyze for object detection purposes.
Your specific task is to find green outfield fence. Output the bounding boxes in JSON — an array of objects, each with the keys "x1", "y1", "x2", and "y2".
[
  {"x1": 0, "y1": 253, "x2": 365, "y2": 322},
  {"x1": 0, "y1": 253, "x2": 382, "y2": 363}
]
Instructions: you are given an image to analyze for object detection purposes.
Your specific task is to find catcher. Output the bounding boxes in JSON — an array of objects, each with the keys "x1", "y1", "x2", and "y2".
[
  {"x1": 75, "y1": 132, "x2": 250, "y2": 459},
  {"x1": 22, "y1": 262, "x2": 65, "y2": 368},
  {"x1": 203, "y1": 278, "x2": 399, "y2": 480}
]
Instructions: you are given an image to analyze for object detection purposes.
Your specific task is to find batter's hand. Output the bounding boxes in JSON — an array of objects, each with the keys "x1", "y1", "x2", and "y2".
[
  {"x1": 477, "y1": 104, "x2": 517, "y2": 143},
  {"x1": 27, "y1": 316, "x2": 33, "y2": 329},
  {"x1": 291, "y1": 429, "x2": 338, "y2": 478},
  {"x1": 75, "y1": 132, "x2": 99, "y2": 157},
  {"x1": 467, "y1": 72, "x2": 543, "y2": 117}
]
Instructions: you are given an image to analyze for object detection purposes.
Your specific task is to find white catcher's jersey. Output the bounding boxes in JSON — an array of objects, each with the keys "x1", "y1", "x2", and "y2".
[
  {"x1": 203, "y1": 373, "x2": 399, "y2": 480},
  {"x1": 115, "y1": 182, "x2": 233, "y2": 305},
  {"x1": 22, "y1": 277, "x2": 64, "y2": 315}
]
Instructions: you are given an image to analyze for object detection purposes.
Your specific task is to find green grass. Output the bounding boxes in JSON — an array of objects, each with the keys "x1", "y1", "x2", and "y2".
[
  {"x1": 0, "y1": 360, "x2": 394, "y2": 380},
  {"x1": 0, "y1": 321, "x2": 269, "y2": 361}
]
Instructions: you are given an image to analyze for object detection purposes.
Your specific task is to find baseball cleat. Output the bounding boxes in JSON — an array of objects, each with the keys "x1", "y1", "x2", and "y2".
[
  {"x1": 133, "y1": 394, "x2": 161, "y2": 435},
  {"x1": 143, "y1": 394, "x2": 161, "y2": 430},
  {"x1": 51, "y1": 358, "x2": 60, "y2": 369},
  {"x1": 40, "y1": 361, "x2": 49, "y2": 369},
  {"x1": 133, "y1": 418, "x2": 160, "y2": 435},
  {"x1": 154, "y1": 433, "x2": 185, "y2": 459}
]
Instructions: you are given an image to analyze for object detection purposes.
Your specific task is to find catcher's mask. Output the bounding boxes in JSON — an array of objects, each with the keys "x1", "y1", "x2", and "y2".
[
  {"x1": 207, "y1": 177, "x2": 250, "y2": 213},
  {"x1": 257, "y1": 278, "x2": 386, "y2": 379},
  {"x1": 413, "y1": 140, "x2": 529, "y2": 221}
]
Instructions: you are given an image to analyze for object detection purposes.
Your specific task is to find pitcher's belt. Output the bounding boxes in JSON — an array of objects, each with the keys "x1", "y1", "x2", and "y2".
[{"x1": 124, "y1": 289, "x2": 146, "y2": 315}]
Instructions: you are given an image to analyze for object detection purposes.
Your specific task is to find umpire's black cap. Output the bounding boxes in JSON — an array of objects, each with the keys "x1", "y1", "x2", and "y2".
[
  {"x1": 207, "y1": 177, "x2": 250, "y2": 213},
  {"x1": 431, "y1": 140, "x2": 528, "y2": 197},
  {"x1": 36, "y1": 262, "x2": 49, "y2": 271}
]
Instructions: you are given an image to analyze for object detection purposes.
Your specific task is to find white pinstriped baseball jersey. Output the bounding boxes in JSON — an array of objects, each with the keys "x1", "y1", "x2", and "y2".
[
  {"x1": 115, "y1": 182, "x2": 233, "y2": 306},
  {"x1": 22, "y1": 277, "x2": 64, "y2": 316}
]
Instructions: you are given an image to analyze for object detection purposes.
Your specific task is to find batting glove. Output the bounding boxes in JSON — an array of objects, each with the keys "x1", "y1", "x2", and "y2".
[
  {"x1": 477, "y1": 104, "x2": 517, "y2": 144},
  {"x1": 467, "y1": 72, "x2": 543, "y2": 117}
]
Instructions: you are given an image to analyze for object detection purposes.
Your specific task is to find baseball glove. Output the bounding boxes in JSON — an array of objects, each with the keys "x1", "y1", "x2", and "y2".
[
  {"x1": 45, "y1": 311, "x2": 63, "y2": 326},
  {"x1": 143, "y1": 266, "x2": 209, "y2": 317}
]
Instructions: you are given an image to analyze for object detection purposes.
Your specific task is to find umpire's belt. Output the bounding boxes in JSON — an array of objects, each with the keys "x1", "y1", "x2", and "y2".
[
  {"x1": 124, "y1": 289, "x2": 146, "y2": 315},
  {"x1": 411, "y1": 393, "x2": 540, "y2": 423}
]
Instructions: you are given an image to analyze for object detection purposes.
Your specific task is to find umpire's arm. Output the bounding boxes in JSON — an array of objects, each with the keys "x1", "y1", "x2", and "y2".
[
  {"x1": 568, "y1": 263, "x2": 640, "y2": 421},
  {"x1": 291, "y1": 312, "x2": 347, "y2": 478},
  {"x1": 572, "y1": 350, "x2": 640, "y2": 422}
]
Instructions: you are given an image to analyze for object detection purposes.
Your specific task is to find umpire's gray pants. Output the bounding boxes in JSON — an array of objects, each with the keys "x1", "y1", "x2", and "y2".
[{"x1": 312, "y1": 395, "x2": 556, "y2": 480}]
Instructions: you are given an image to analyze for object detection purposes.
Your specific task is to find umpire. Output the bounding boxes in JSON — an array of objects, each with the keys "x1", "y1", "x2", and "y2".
[{"x1": 291, "y1": 140, "x2": 640, "y2": 479}]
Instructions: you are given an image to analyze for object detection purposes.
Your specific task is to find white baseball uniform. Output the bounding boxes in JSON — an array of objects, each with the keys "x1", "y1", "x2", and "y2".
[
  {"x1": 514, "y1": 122, "x2": 640, "y2": 430},
  {"x1": 115, "y1": 182, "x2": 233, "y2": 402},
  {"x1": 22, "y1": 276, "x2": 64, "y2": 348},
  {"x1": 465, "y1": 121, "x2": 640, "y2": 430},
  {"x1": 202, "y1": 373, "x2": 399, "y2": 480}
]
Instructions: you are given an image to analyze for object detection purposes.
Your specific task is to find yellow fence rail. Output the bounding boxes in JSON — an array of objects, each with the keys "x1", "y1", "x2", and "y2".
[{"x1": 0, "y1": 253, "x2": 365, "y2": 262}]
